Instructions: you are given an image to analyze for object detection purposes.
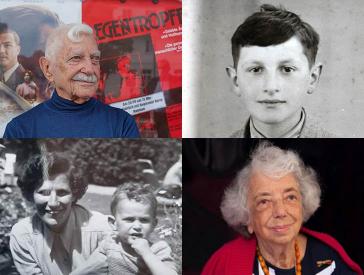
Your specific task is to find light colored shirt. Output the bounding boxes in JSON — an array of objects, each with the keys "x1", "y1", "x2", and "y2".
[
  {"x1": 4, "y1": 62, "x2": 20, "y2": 82},
  {"x1": 250, "y1": 108, "x2": 306, "y2": 138},
  {"x1": 99, "y1": 238, "x2": 177, "y2": 275},
  {"x1": 10, "y1": 204, "x2": 111, "y2": 275}
]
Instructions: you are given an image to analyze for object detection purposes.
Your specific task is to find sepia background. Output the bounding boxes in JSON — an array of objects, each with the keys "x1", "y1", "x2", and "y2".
[{"x1": 183, "y1": 0, "x2": 364, "y2": 137}]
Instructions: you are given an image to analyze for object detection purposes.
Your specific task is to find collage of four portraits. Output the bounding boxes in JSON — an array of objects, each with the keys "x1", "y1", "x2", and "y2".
[{"x1": 0, "y1": 0, "x2": 363, "y2": 274}]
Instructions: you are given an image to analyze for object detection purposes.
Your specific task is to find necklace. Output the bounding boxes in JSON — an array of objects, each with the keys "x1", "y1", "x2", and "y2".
[{"x1": 256, "y1": 240, "x2": 302, "y2": 275}]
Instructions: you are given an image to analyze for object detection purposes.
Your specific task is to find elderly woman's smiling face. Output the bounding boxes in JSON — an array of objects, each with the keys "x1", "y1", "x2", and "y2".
[
  {"x1": 33, "y1": 174, "x2": 74, "y2": 232},
  {"x1": 247, "y1": 172, "x2": 303, "y2": 245}
]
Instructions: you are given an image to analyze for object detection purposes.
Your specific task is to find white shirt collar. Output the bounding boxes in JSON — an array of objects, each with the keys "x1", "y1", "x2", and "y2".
[
  {"x1": 4, "y1": 62, "x2": 19, "y2": 82},
  {"x1": 250, "y1": 108, "x2": 306, "y2": 138}
]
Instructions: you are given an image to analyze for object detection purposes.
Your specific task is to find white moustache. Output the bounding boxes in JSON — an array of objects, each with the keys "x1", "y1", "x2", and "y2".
[{"x1": 72, "y1": 73, "x2": 98, "y2": 83}]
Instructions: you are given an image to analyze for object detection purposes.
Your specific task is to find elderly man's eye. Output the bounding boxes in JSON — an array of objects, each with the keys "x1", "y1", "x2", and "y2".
[
  {"x1": 70, "y1": 56, "x2": 81, "y2": 62},
  {"x1": 91, "y1": 56, "x2": 100, "y2": 64}
]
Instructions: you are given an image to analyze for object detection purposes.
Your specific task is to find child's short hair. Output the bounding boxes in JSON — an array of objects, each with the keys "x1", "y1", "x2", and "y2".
[
  {"x1": 231, "y1": 4, "x2": 320, "y2": 68},
  {"x1": 110, "y1": 182, "x2": 158, "y2": 218}
]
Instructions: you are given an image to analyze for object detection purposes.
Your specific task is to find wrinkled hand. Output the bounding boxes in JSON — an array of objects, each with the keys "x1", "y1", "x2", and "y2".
[{"x1": 129, "y1": 238, "x2": 152, "y2": 257}]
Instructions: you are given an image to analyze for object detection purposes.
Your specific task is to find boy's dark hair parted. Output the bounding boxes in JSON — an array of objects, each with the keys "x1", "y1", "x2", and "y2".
[
  {"x1": 231, "y1": 4, "x2": 320, "y2": 68},
  {"x1": 110, "y1": 182, "x2": 158, "y2": 218}
]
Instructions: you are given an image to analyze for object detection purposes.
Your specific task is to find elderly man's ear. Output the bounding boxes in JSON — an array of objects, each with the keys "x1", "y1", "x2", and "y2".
[
  {"x1": 226, "y1": 66, "x2": 242, "y2": 97},
  {"x1": 307, "y1": 63, "x2": 323, "y2": 94},
  {"x1": 39, "y1": 56, "x2": 54, "y2": 82}
]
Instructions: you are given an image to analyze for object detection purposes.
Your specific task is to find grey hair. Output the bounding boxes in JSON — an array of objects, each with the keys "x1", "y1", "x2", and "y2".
[
  {"x1": 45, "y1": 23, "x2": 94, "y2": 61},
  {"x1": 220, "y1": 142, "x2": 321, "y2": 238}
]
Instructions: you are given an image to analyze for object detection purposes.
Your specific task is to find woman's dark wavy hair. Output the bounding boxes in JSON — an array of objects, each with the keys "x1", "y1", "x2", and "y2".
[
  {"x1": 231, "y1": 4, "x2": 320, "y2": 68},
  {"x1": 17, "y1": 150, "x2": 87, "y2": 203}
]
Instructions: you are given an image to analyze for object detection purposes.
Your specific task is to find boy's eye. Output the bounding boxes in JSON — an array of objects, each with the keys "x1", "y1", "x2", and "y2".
[
  {"x1": 248, "y1": 67, "x2": 263, "y2": 73},
  {"x1": 281, "y1": 66, "x2": 295, "y2": 73},
  {"x1": 140, "y1": 218, "x2": 151, "y2": 223}
]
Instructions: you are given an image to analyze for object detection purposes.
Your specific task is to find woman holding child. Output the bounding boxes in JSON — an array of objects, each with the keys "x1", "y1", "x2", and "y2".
[{"x1": 10, "y1": 149, "x2": 177, "y2": 275}]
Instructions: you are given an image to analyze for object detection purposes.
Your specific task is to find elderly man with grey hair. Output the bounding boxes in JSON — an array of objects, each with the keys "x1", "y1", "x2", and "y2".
[
  {"x1": 3, "y1": 23, "x2": 139, "y2": 138},
  {"x1": 202, "y1": 142, "x2": 362, "y2": 275}
]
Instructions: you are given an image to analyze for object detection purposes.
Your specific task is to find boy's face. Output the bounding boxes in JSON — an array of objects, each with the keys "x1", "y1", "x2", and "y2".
[
  {"x1": 114, "y1": 198, "x2": 156, "y2": 245},
  {"x1": 227, "y1": 36, "x2": 322, "y2": 125}
]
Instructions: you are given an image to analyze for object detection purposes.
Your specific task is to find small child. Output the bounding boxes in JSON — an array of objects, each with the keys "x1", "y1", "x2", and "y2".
[{"x1": 101, "y1": 182, "x2": 177, "y2": 275}]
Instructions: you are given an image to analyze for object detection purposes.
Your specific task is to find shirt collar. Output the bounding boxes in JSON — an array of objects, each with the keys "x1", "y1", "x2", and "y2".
[
  {"x1": 44, "y1": 207, "x2": 75, "y2": 256},
  {"x1": 4, "y1": 62, "x2": 19, "y2": 82},
  {"x1": 250, "y1": 108, "x2": 306, "y2": 138}
]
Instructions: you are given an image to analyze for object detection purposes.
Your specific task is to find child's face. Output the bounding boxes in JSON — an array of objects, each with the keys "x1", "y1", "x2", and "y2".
[
  {"x1": 228, "y1": 36, "x2": 321, "y2": 125},
  {"x1": 114, "y1": 199, "x2": 156, "y2": 245}
]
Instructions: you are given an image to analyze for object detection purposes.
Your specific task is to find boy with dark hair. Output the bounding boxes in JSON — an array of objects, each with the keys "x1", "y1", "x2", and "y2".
[{"x1": 228, "y1": 4, "x2": 332, "y2": 138}]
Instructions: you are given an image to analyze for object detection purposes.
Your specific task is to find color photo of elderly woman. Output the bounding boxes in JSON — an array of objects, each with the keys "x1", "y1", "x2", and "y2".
[{"x1": 192, "y1": 142, "x2": 362, "y2": 275}]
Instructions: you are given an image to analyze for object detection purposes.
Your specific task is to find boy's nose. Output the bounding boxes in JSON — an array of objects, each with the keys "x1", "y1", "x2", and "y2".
[
  {"x1": 132, "y1": 220, "x2": 142, "y2": 229},
  {"x1": 263, "y1": 72, "x2": 280, "y2": 95}
]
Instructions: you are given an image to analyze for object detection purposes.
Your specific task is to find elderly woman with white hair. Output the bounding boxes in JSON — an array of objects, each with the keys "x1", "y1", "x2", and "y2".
[{"x1": 202, "y1": 142, "x2": 362, "y2": 275}]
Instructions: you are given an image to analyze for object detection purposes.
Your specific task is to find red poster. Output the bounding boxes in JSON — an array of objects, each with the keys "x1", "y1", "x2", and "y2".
[{"x1": 83, "y1": 0, "x2": 182, "y2": 137}]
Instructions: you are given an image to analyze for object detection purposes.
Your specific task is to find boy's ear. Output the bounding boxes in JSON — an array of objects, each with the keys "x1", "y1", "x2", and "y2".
[
  {"x1": 226, "y1": 66, "x2": 242, "y2": 97},
  {"x1": 39, "y1": 56, "x2": 54, "y2": 82},
  {"x1": 308, "y1": 63, "x2": 323, "y2": 94},
  {"x1": 108, "y1": 216, "x2": 117, "y2": 230}
]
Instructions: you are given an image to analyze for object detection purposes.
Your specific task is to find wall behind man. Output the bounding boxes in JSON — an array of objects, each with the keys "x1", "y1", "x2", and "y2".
[{"x1": 183, "y1": 0, "x2": 364, "y2": 137}]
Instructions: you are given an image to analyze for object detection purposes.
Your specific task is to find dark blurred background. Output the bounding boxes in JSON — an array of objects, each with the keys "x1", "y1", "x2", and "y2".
[{"x1": 183, "y1": 139, "x2": 364, "y2": 274}]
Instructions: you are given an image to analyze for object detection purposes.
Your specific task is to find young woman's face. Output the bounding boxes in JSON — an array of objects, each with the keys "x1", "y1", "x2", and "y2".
[
  {"x1": 114, "y1": 199, "x2": 156, "y2": 245},
  {"x1": 230, "y1": 36, "x2": 319, "y2": 126},
  {"x1": 33, "y1": 174, "x2": 74, "y2": 232}
]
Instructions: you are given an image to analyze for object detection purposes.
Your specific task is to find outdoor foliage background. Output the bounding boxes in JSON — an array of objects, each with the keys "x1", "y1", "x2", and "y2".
[{"x1": 0, "y1": 139, "x2": 182, "y2": 274}]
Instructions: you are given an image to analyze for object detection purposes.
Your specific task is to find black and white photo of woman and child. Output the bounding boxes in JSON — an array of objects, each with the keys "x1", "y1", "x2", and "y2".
[
  {"x1": 183, "y1": 139, "x2": 364, "y2": 275},
  {"x1": 0, "y1": 139, "x2": 181, "y2": 275}
]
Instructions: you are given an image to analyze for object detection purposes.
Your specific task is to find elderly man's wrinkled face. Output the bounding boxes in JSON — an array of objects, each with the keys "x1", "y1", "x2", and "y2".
[
  {"x1": 46, "y1": 34, "x2": 100, "y2": 104},
  {"x1": 247, "y1": 172, "x2": 303, "y2": 245},
  {"x1": 0, "y1": 32, "x2": 20, "y2": 71},
  {"x1": 33, "y1": 174, "x2": 74, "y2": 232}
]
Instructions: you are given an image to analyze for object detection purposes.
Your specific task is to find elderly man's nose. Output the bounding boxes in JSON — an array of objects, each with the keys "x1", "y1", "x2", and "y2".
[
  {"x1": 263, "y1": 72, "x2": 279, "y2": 94},
  {"x1": 81, "y1": 58, "x2": 94, "y2": 74}
]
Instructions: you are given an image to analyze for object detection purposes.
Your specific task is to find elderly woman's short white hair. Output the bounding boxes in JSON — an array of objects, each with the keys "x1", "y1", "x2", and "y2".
[
  {"x1": 45, "y1": 23, "x2": 94, "y2": 61},
  {"x1": 220, "y1": 142, "x2": 321, "y2": 237}
]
